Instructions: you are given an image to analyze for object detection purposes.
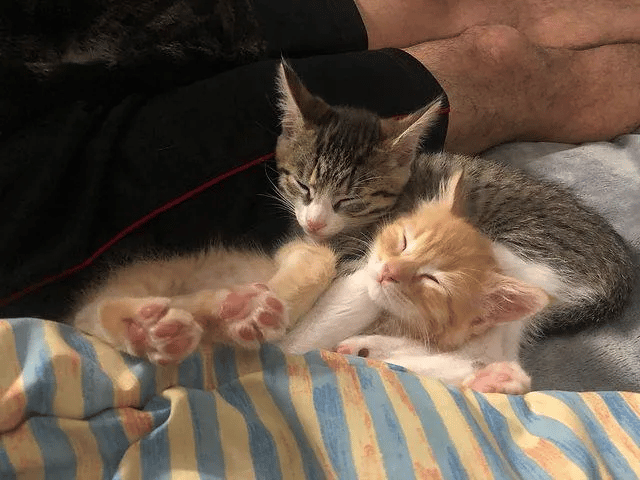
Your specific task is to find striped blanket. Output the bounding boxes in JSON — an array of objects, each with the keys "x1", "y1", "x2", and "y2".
[{"x1": 1, "y1": 317, "x2": 639, "y2": 479}]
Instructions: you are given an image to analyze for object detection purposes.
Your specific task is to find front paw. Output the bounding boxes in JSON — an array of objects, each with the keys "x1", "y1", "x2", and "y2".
[
  {"x1": 124, "y1": 298, "x2": 203, "y2": 365},
  {"x1": 219, "y1": 284, "x2": 288, "y2": 348},
  {"x1": 334, "y1": 335, "x2": 386, "y2": 359},
  {"x1": 462, "y1": 361, "x2": 531, "y2": 395}
]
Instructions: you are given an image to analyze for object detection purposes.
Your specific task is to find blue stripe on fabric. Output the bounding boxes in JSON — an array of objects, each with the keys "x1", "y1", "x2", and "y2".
[
  {"x1": 88, "y1": 409, "x2": 135, "y2": 480},
  {"x1": 473, "y1": 392, "x2": 552, "y2": 480},
  {"x1": 600, "y1": 392, "x2": 640, "y2": 446},
  {"x1": 121, "y1": 355, "x2": 157, "y2": 406},
  {"x1": 395, "y1": 373, "x2": 467, "y2": 480},
  {"x1": 354, "y1": 362, "x2": 415, "y2": 480},
  {"x1": 214, "y1": 346, "x2": 282, "y2": 480},
  {"x1": 448, "y1": 388, "x2": 515, "y2": 478},
  {"x1": 304, "y1": 350, "x2": 358, "y2": 480},
  {"x1": 29, "y1": 417, "x2": 77, "y2": 480},
  {"x1": 178, "y1": 352, "x2": 204, "y2": 390},
  {"x1": 56, "y1": 324, "x2": 116, "y2": 416},
  {"x1": 508, "y1": 396, "x2": 600, "y2": 479},
  {"x1": 0, "y1": 442, "x2": 16, "y2": 480},
  {"x1": 139, "y1": 395, "x2": 173, "y2": 480},
  {"x1": 56, "y1": 323, "x2": 132, "y2": 480},
  {"x1": 548, "y1": 391, "x2": 635, "y2": 479},
  {"x1": 186, "y1": 389, "x2": 226, "y2": 478},
  {"x1": 9, "y1": 320, "x2": 78, "y2": 479},
  {"x1": 260, "y1": 345, "x2": 325, "y2": 480}
]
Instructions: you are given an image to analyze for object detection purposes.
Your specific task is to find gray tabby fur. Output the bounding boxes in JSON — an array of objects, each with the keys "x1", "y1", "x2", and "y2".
[{"x1": 274, "y1": 62, "x2": 636, "y2": 389}]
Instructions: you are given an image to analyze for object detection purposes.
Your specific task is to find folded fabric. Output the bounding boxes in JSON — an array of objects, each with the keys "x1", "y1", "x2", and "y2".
[{"x1": 1, "y1": 317, "x2": 639, "y2": 479}]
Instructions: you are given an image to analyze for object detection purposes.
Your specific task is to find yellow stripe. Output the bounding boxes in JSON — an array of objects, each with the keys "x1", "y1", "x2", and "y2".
[
  {"x1": 1, "y1": 423, "x2": 45, "y2": 479},
  {"x1": 0, "y1": 320, "x2": 27, "y2": 433},
  {"x1": 118, "y1": 407, "x2": 155, "y2": 444},
  {"x1": 200, "y1": 345, "x2": 217, "y2": 391},
  {"x1": 235, "y1": 349, "x2": 305, "y2": 480},
  {"x1": 320, "y1": 351, "x2": 387, "y2": 480},
  {"x1": 419, "y1": 379, "x2": 497, "y2": 479},
  {"x1": 84, "y1": 334, "x2": 141, "y2": 408},
  {"x1": 117, "y1": 439, "x2": 142, "y2": 480},
  {"x1": 375, "y1": 365, "x2": 442, "y2": 478},
  {"x1": 56, "y1": 418, "x2": 103, "y2": 480},
  {"x1": 216, "y1": 392, "x2": 256, "y2": 479},
  {"x1": 581, "y1": 393, "x2": 640, "y2": 474},
  {"x1": 42, "y1": 322, "x2": 84, "y2": 419},
  {"x1": 524, "y1": 392, "x2": 611, "y2": 479},
  {"x1": 483, "y1": 394, "x2": 587, "y2": 479},
  {"x1": 162, "y1": 388, "x2": 200, "y2": 480},
  {"x1": 286, "y1": 354, "x2": 337, "y2": 480}
]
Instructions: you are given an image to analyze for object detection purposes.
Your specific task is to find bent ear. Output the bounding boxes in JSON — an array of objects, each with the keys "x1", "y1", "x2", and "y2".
[
  {"x1": 277, "y1": 60, "x2": 331, "y2": 136},
  {"x1": 478, "y1": 272, "x2": 550, "y2": 326},
  {"x1": 379, "y1": 96, "x2": 444, "y2": 165}
]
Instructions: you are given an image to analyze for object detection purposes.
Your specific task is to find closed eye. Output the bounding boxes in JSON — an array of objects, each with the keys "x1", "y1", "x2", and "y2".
[
  {"x1": 295, "y1": 178, "x2": 310, "y2": 193},
  {"x1": 333, "y1": 197, "x2": 357, "y2": 210},
  {"x1": 419, "y1": 273, "x2": 439, "y2": 284}
]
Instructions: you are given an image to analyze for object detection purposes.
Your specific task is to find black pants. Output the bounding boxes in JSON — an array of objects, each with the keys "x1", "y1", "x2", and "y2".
[{"x1": 0, "y1": 0, "x2": 448, "y2": 319}]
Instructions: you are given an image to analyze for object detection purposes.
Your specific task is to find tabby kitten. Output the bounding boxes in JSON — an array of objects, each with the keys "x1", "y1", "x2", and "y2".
[{"x1": 274, "y1": 62, "x2": 635, "y2": 344}]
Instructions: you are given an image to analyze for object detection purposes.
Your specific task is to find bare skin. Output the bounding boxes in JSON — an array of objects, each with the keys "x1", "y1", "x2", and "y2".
[
  {"x1": 405, "y1": 26, "x2": 640, "y2": 153},
  {"x1": 352, "y1": 0, "x2": 640, "y2": 154}
]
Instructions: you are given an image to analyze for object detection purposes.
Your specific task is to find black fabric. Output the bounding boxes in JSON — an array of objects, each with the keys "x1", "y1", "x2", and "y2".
[{"x1": 1, "y1": 0, "x2": 447, "y2": 321}]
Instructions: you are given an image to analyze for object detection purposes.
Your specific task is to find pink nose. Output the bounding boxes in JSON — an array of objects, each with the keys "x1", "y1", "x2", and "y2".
[
  {"x1": 306, "y1": 219, "x2": 326, "y2": 233},
  {"x1": 378, "y1": 264, "x2": 400, "y2": 283}
]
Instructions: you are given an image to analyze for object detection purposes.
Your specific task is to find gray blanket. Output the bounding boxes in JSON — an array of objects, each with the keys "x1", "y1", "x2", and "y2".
[{"x1": 484, "y1": 133, "x2": 640, "y2": 391}]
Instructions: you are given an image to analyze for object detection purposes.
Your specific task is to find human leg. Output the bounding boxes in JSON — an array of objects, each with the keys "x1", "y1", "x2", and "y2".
[{"x1": 404, "y1": 25, "x2": 640, "y2": 153}]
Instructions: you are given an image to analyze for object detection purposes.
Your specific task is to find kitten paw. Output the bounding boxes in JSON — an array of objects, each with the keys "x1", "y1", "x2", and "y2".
[
  {"x1": 462, "y1": 361, "x2": 531, "y2": 395},
  {"x1": 125, "y1": 298, "x2": 203, "y2": 365},
  {"x1": 219, "y1": 284, "x2": 288, "y2": 348},
  {"x1": 334, "y1": 335, "x2": 385, "y2": 359}
]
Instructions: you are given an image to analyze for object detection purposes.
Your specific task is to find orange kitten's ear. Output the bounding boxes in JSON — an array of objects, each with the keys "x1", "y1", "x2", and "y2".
[
  {"x1": 277, "y1": 60, "x2": 331, "y2": 136},
  {"x1": 380, "y1": 96, "x2": 444, "y2": 166},
  {"x1": 477, "y1": 272, "x2": 550, "y2": 327}
]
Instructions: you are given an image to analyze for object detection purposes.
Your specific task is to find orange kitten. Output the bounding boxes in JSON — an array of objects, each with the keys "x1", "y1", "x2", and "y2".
[
  {"x1": 281, "y1": 173, "x2": 549, "y2": 393},
  {"x1": 72, "y1": 239, "x2": 336, "y2": 364}
]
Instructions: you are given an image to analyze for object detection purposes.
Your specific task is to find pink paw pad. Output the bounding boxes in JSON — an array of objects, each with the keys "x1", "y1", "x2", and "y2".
[
  {"x1": 221, "y1": 284, "x2": 288, "y2": 347},
  {"x1": 464, "y1": 362, "x2": 531, "y2": 395}
]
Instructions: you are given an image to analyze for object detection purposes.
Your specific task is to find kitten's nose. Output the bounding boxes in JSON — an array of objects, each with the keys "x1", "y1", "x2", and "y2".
[
  {"x1": 378, "y1": 264, "x2": 400, "y2": 283},
  {"x1": 306, "y1": 219, "x2": 326, "y2": 233}
]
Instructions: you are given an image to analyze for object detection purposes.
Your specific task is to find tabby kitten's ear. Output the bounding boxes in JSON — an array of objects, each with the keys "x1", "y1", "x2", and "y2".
[
  {"x1": 476, "y1": 272, "x2": 550, "y2": 329},
  {"x1": 380, "y1": 97, "x2": 444, "y2": 166},
  {"x1": 277, "y1": 60, "x2": 332, "y2": 137},
  {"x1": 439, "y1": 170, "x2": 467, "y2": 217}
]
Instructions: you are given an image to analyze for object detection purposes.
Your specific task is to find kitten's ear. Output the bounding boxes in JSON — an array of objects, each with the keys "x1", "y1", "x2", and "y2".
[
  {"x1": 380, "y1": 96, "x2": 444, "y2": 165},
  {"x1": 439, "y1": 170, "x2": 466, "y2": 217},
  {"x1": 277, "y1": 60, "x2": 331, "y2": 137},
  {"x1": 477, "y1": 272, "x2": 550, "y2": 327}
]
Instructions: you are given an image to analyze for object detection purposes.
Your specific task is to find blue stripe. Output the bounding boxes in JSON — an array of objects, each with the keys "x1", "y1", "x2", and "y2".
[
  {"x1": 600, "y1": 392, "x2": 640, "y2": 446},
  {"x1": 10, "y1": 320, "x2": 78, "y2": 479},
  {"x1": 186, "y1": 389, "x2": 226, "y2": 478},
  {"x1": 353, "y1": 360, "x2": 415, "y2": 480},
  {"x1": 473, "y1": 392, "x2": 552, "y2": 480},
  {"x1": 260, "y1": 345, "x2": 325, "y2": 480},
  {"x1": 139, "y1": 395, "x2": 173, "y2": 480},
  {"x1": 0, "y1": 442, "x2": 16, "y2": 480},
  {"x1": 29, "y1": 417, "x2": 77, "y2": 480},
  {"x1": 88, "y1": 409, "x2": 134, "y2": 480},
  {"x1": 178, "y1": 352, "x2": 204, "y2": 390},
  {"x1": 549, "y1": 392, "x2": 636, "y2": 479},
  {"x1": 121, "y1": 354, "x2": 157, "y2": 406},
  {"x1": 508, "y1": 396, "x2": 600, "y2": 479},
  {"x1": 448, "y1": 388, "x2": 516, "y2": 478},
  {"x1": 304, "y1": 350, "x2": 358, "y2": 480},
  {"x1": 56, "y1": 324, "x2": 133, "y2": 480},
  {"x1": 214, "y1": 346, "x2": 282, "y2": 480},
  {"x1": 395, "y1": 373, "x2": 468, "y2": 480}
]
